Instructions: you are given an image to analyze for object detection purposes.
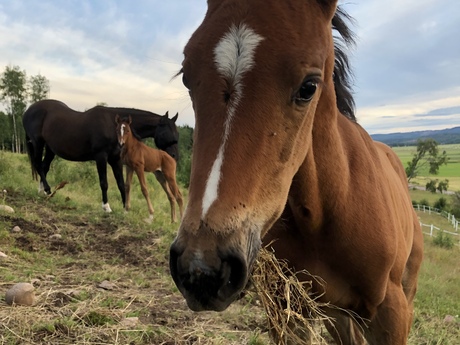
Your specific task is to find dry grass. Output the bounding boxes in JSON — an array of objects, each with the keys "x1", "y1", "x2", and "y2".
[{"x1": 251, "y1": 247, "x2": 367, "y2": 345}]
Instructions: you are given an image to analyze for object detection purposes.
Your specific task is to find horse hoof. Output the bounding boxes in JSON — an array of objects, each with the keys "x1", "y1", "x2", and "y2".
[{"x1": 102, "y1": 203, "x2": 112, "y2": 213}]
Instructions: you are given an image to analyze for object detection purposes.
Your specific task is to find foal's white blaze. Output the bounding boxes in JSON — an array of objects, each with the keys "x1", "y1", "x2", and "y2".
[
  {"x1": 119, "y1": 124, "x2": 126, "y2": 145},
  {"x1": 201, "y1": 24, "x2": 264, "y2": 218}
]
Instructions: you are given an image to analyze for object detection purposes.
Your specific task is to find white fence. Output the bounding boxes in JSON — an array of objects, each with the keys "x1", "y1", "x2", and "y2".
[
  {"x1": 413, "y1": 204, "x2": 459, "y2": 232},
  {"x1": 414, "y1": 205, "x2": 460, "y2": 246}
]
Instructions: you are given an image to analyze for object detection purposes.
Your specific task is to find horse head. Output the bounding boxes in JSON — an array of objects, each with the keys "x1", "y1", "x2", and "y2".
[
  {"x1": 154, "y1": 111, "x2": 180, "y2": 161},
  {"x1": 170, "y1": 0, "x2": 339, "y2": 311},
  {"x1": 115, "y1": 114, "x2": 132, "y2": 147}
]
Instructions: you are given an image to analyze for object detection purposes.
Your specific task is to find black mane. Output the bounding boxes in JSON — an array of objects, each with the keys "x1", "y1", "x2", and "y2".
[{"x1": 332, "y1": 6, "x2": 356, "y2": 121}]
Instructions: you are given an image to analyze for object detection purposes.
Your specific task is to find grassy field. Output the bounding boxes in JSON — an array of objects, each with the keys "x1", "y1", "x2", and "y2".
[
  {"x1": 392, "y1": 144, "x2": 460, "y2": 191},
  {"x1": 1, "y1": 151, "x2": 459, "y2": 344}
]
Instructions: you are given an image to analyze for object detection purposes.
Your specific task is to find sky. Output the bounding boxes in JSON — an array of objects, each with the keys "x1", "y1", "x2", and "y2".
[{"x1": 1, "y1": 0, "x2": 459, "y2": 134}]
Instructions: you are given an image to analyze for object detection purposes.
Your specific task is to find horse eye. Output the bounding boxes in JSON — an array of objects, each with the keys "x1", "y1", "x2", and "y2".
[
  {"x1": 182, "y1": 74, "x2": 190, "y2": 90},
  {"x1": 294, "y1": 79, "x2": 318, "y2": 105}
]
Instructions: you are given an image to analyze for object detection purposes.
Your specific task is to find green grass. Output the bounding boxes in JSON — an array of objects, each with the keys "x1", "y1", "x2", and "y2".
[
  {"x1": 1, "y1": 151, "x2": 460, "y2": 344},
  {"x1": 392, "y1": 144, "x2": 460, "y2": 191}
]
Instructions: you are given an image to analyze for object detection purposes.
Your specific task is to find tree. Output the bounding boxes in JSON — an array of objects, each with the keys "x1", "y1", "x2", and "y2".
[
  {"x1": 0, "y1": 111, "x2": 11, "y2": 150},
  {"x1": 28, "y1": 74, "x2": 50, "y2": 103},
  {"x1": 0, "y1": 65, "x2": 27, "y2": 153},
  {"x1": 437, "y1": 179, "x2": 449, "y2": 194},
  {"x1": 405, "y1": 138, "x2": 449, "y2": 182},
  {"x1": 451, "y1": 191, "x2": 460, "y2": 218},
  {"x1": 425, "y1": 179, "x2": 437, "y2": 193}
]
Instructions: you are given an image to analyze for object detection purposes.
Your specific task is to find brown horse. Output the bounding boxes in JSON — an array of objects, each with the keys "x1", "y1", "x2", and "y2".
[
  {"x1": 169, "y1": 1, "x2": 423, "y2": 344},
  {"x1": 116, "y1": 115, "x2": 183, "y2": 223}
]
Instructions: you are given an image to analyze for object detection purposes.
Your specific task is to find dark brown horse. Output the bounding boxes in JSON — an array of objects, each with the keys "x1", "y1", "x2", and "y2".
[
  {"x1": 169, "y1": 1, "x2": 423, "y2": 344},
  {"x1": 23, "y1": 99, "x2": 179, "y2": 212},
  {"x1": 116, "y1": 115, "x2": 184, "y2": 223}
]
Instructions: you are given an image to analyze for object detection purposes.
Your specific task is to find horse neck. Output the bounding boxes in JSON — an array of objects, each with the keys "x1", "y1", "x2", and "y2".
[
  {"x1": 291, "y1": 89, "x2": 354, "y2": 226},
  {"x1": 123, "y1": 131, "x2": 142, "y2": 151},
  {"x1": 128, "y1": 112, "x2": 160, "y2": 139}
]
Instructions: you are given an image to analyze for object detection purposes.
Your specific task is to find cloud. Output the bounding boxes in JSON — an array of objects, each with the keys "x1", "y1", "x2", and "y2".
[
  {"x1": 1, "y1": 1, "x2": 459, "y2": 133},
  {"x1": 0, "y1": 1, "x2": 203, "y2": 126}
]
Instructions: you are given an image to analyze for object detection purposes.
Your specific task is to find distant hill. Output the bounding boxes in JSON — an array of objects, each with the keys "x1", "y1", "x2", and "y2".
[{"x1": 371, "y1": 126, "x2": 460, "y2": 146}]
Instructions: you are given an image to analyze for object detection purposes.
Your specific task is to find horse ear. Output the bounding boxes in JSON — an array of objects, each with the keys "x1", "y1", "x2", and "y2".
[
  {"x1": 164, "y1": 111, "x2": 169, "y2": 118},
  {"x1": 171, "y1": 112, "x2": 178, "y2": 123},
  {"x1": 115, "y1": 114, "x2": 120, "y2": 124},
  {"x1": 128, "y1": 115, "x2": 132, "y2": 124}
]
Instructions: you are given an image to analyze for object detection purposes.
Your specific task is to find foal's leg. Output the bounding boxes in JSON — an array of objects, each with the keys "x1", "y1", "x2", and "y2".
[
  {"x1": 125, "y1": 166, "x2": 134, "y2": 211},
  {"x1": 154, "y1": 171, "x2": 176, "y2": 223},
  {"x1": 134, "y1": 168, "x2": 154, "y2": 220},
  {"x1": 95, "y1": 154, "x2": 111, "y2": 212},
  {"x1": 160, "y1": 170, "x2": 184, "y2": 223}
]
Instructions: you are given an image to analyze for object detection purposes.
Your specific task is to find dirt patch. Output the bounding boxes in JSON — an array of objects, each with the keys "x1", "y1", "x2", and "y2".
[{"x1": 0, "y1": 196, "x2": 270, "y2": 344}]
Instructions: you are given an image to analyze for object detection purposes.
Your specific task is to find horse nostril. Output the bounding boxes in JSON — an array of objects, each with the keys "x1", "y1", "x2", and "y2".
[{"x1": 217, "y1": 254, "x2": 248, "y2": 300}]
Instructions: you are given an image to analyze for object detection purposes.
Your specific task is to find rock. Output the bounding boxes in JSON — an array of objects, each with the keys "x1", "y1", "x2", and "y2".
[
  {"x1": 443, "y1": 315, "x2": 456, "y2": 324},
  {"x1": 0, "y1": 205, "x2": 14, "y2": 213},
  {"x1": 49, "y1": 234, "x2": 62, "y2": 240},
  {"x1": 5, "y1": 283, "x2": 36, "y2": 306},
  {"x1": 120, "y1": 317, "x2": 139, "y2": 328},
  {"x1": 0, "y1": 251, "x2": 7, "y2": 258},
  {"x1": 11, "y1": 226, "x2": 21, "y2": 232},
  {"x1": 97, "y1": 280, "x2": 116, "y2": 290}
]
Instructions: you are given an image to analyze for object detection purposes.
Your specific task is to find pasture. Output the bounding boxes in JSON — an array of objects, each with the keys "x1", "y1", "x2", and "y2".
[
  {"x1": 1, "y1": 151, "x2": 459, "y2": 344},
  {"x1": 392, "y1": 144, "x2": 460, "y2": 191}
]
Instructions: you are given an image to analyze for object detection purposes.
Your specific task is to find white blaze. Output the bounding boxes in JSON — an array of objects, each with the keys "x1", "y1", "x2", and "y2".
[{"x1": 201, "y1": 23, "x2": 264, "y2": 218}]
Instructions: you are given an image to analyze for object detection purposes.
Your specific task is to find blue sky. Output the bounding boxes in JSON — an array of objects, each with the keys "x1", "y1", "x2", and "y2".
[{"x1": 1, "y1": 0, "x2": 459, "y2": 134}]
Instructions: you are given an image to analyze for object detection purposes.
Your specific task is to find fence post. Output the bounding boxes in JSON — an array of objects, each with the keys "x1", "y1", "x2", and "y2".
[{"x1": 430, "y1": 224, "x2": 434, "y2": 237}]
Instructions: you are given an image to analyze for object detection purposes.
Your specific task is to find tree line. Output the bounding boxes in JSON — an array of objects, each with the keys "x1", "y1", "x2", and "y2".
[{"x1": 0, "y1": 65, "x2": 50, "y2": 152}]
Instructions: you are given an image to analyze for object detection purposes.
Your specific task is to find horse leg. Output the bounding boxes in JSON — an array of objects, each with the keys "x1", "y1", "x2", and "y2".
[
  {"x1": 135, "y1": 168, "x2": 154, "y2": 220},
  {"x1": 108, "y1": 156, "x2": 126, "y2": 208},
  {"x1": 323, "y1": 310, "x2": 366, "y2": 345},
  {"x1": 40, "y1": 145, "x2": 55, "y2": 194},
  {"x1": 160, "y1": 170, "x2": 184, "y2": 222},
  {"x1": 31, "y1": 140, "x2": 48, "y2": 194},
  {"x1": 153, "y1": 171, "x2": 176, "y2": 222},
  {"x1": 125, "y1": 166, "x2": 134, "y2": 212},
  {"x1": 95, "y1": 155, "x2": 111, "y2": 212},
  {"x1": 364, "y1": 282, "x2": 410, "y2": 345}
]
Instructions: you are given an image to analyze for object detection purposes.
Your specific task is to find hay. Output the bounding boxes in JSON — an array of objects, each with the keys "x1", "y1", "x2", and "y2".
[{"x1": 251, "y1": 246, "x2": 333, "y2": 345}]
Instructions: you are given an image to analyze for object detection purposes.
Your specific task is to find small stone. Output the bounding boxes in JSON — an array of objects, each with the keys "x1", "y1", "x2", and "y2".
[
  {"x1": 5, "y1": 283, "x2": 36, "y2": 306},
  {"x1": 0, "y1": 251, "x2": 7, "y2": 258},
  {"x1": 120, "y1": 317, "x2": 139, "y2": 328},
  {"x1": 0, "y1": 205, "x2": 14, "y2": 213},
  {"x1": 97, "y1": 280, "x2": 116, "y2": 290},
  {"x1": 443, "y1": 315, "x2": 456, "y2": 324},
  {"x1": 49, "y1": 234, "x2": 62, "y2": 240},
  {"x1": 12, "y1": 226, "x2": 21, "y2": 232}
]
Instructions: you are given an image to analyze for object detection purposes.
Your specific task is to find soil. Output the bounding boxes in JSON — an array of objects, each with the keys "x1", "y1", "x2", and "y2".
[{"x1": 0, "y1": 195, "x2": 269, "y2": 344}]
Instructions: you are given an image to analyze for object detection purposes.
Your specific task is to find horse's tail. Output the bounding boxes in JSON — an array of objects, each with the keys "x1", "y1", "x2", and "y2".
[{"x1": 24, "y1": 134, "x2": 38, "y2": 181}]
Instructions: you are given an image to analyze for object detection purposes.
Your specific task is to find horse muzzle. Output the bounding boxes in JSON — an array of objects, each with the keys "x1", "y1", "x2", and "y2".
[{"x1": 169, "y1": 236, "x2": 255, "y2": 311}]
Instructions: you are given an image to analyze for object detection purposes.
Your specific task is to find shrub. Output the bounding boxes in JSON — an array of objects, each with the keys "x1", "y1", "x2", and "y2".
[
  {"x1": 419, "y1": 199, "x2": 430, "y2": 207},
  {"x1": 425, "y1": 179, "x2": 437, "y2": 193},
  {"x1": 432, "y1": 231, "x2": 454, "y2": 249},
  {"x1": 433, "y1": 197, "x2": 447, "y2": 211}
]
